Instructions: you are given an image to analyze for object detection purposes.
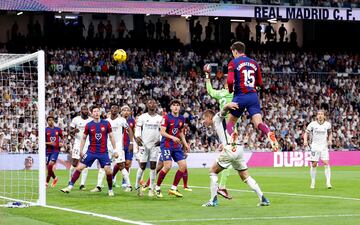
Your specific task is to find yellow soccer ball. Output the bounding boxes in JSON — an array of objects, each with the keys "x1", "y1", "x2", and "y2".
[{"x1": 113, "y1": 49, "x2": 127, "y2": 63}]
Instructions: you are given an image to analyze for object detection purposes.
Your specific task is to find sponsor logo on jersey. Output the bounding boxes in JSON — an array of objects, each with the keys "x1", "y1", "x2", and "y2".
[
  {"x1": 50, "y1": 137, "x2": 56, "y2": 142},
  {"x1": 95, "y1": 133, "x2": 102, "y2": 140}
]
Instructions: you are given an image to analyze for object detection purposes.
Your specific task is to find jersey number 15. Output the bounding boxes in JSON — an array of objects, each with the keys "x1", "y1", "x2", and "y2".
[{"x1": 242, "y1": 70, "x2": 255, "y2": 88}]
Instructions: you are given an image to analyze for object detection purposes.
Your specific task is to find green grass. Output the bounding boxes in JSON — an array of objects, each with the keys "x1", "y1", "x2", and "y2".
[{"x1": 1, "y1": 166, "x2": 360, "y2": 225}]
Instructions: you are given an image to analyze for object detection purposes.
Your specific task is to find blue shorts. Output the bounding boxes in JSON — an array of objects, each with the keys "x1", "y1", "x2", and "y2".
[
  {"x1": 160, "y1": 147, "x2": 185, "y2": 163},
  {"x1": 124, "y1": 147, "x2": 133, "y2": 161},
  {"x1": 231, "y1": 92, "x2": 261, "y2": 118},
  {"x1": 46, "y1": 152, "x2": 59, "y2": 164},
  {"x1": 81, "y1": 152, "x2": 111, "y2": 168}
]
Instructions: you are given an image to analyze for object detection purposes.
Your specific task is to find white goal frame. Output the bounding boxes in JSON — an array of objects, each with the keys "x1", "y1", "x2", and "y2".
[{"x1": 0, "y1": 50, "x2": 46, "y2": 206}]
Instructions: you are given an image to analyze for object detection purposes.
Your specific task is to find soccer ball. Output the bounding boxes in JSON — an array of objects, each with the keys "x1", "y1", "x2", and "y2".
[{"x1": 113, "y1": 49, "x2": 127, "y2": 63}]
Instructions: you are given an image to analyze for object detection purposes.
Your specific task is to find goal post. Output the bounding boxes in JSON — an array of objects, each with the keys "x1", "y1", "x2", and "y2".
[{"x1": 0, "y1": 50, "x2": 46, "y2": 206}]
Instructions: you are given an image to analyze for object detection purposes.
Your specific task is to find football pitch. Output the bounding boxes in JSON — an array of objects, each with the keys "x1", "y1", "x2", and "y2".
[{"x1": 1, "y1": 166, "x2": 360, "y2": 225}]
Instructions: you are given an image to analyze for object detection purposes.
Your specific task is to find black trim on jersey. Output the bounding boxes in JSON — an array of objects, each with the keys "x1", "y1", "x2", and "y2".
[{"x1": 221, "y1": 118, "x2": 229, "y2": 145}]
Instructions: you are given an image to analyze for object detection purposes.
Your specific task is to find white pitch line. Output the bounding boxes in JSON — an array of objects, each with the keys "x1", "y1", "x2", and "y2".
[
  {"x1": 189, "y1": 185, "x2": 360, "y2": 201},
  {"x1": 45, "y1": 205, "x2": 153, "y2": 225},
  {"x1": 145, "y1": 214, "x2": 360, "y2": 223},
  {"x1": 1, "y1": 196, "x2": 152, "y2": 225}
]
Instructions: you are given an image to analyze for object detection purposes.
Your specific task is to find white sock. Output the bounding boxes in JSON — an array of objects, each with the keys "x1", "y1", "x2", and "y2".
[
  {"x1": 135, "y1": 168, "x2": 145, "y2": 189},
  {"x1": 245, "y1": 176, "x2": 263, "y2": 201},
  {"x1": 121, "y1": 168, "x2": 131, "y2": 187},
  {"x1": 69, "y1": 165, "x2": 75, "y2": 182},
  {"x1": 324, "y1": 165, "x2": 331, "y2": 185},
  {"x1": 97, "y1": 168, "x2": 105, "y2": 187},
  {"x1": 310, "y1": 166, "x2": 317, "y2": 184},
  {"x1": 80, "y1": 168, "x2": 88, "y2": 186},
  {"x1": 209, "y1": 173, "x2": 218, "y2": 202},
  {"x1": 150, "y1": 169, "x2": 156, "y2": 190}
]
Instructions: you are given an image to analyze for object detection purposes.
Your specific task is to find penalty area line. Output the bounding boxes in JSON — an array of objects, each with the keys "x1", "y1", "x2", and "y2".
[
  {"x1": 45, "y1": 204, "x2": 153, "y2": 225},
  {"x1": 145, "y1": 214, "x2": 360, "y2": 223},
  {"x1": 189, "y1": 185, "x2": 360, "y2": 201}
]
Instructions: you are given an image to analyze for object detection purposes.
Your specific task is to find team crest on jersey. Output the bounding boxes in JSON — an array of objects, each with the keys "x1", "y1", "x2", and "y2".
[
  {"x1": 172, "y1": 128, "x2": 178, "y2": 135},
  {"x1": 179, "y1": 121, "x2": 183, "y2": 127},
  {"x1": 101, "y1": 127, "x2": 105, "y2": 131},
  {"x1": 50, "y1": 137, "x2": 56, "y2": 142},
  {"x1": 95, "y1": 133, "x2": 102, "y2": 140},
  {"x1": 55, "y1": 132, "x2": 58, "y2": 135}
]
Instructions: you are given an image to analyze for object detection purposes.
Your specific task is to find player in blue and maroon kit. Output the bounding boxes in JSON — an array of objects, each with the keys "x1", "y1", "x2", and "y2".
[
  {"x1": 155, "y1": 99, "x2": 190, "y2": 198},
  {"x1": 122, "y1": 105, "x2": 135, "y2": 172},
  {"x1": 45, "y1": 116, "x2": 63, "y2": 188},
  {"x1": 226, "y1": 41, "x2": 279, "y2": 151},
  {"x1": 61, "y1": 105, "x2": 118, "y2": 196}
]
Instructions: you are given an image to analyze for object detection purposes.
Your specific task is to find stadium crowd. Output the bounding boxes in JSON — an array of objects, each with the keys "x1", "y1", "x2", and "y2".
[{"x1": 0, "y1": 48, "x2": 359, "y2": 154}]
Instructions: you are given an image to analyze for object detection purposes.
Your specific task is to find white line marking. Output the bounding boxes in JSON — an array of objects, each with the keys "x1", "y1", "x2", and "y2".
[
  {"x1": 45, "y1": 205, "x2": 153, "y2": 225},
  {"x1": 189, "y1": 185, "x2": 360, "y2": 201},
  {"x1": 0, "y1": 196, "x2": 152, "y2": 225},
  {"x1": 145, "y1": 214, "x2": 360, "y2": 223}
]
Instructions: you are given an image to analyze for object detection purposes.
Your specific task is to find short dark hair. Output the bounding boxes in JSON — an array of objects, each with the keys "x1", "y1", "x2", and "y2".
[
  {"x1": 110, "y1": 103, "x2": 118, "y2": 109},
  {"x1": 46, "y1": 115, "x2": 55, "y2": 121},
  {"x1": 90, "y1": 105, "x2": 100, "y2": 112},
  {"x1": 230, "y1": 41, "x2": 245, "y2": 53},
  {"x1": 170, "y1": 99, "x2": 181, "y2": 106}
]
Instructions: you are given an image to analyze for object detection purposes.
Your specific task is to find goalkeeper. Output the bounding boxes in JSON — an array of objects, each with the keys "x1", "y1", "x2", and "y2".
[{"x1": 204, "y1": 64, "x2": 233, "y2": 200}]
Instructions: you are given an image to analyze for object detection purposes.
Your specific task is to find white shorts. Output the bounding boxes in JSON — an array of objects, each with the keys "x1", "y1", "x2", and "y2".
[
  {"x1": 216, "y1": 145, "x2": 248, "y2": 171},
  {"x1": 72, "y1": 141, "x2": 89, "y2": 160},
  {"x1": 309, "y1": 150, "x2": 329, "y2": 162},
  {"x1": 139, "y1": 146, "x2": 160, "y2": 163},
  {"x1": 109, "y1": 143, "x2": 125, "y2": 164}
]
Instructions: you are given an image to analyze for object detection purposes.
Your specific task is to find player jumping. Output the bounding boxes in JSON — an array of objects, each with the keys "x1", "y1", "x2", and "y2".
[
  {"x1": 201, "y1": 103, "x2": 270, "y2": 207},
  {"x1": 225, "y1": 41, "x2": 279, "y2": 151},
  {"x1": 304, "y1": 109, "x2": 333, "y2": 189},
  {"x1": 61, "y1": 105, "x2": 118, "y2": 196}
]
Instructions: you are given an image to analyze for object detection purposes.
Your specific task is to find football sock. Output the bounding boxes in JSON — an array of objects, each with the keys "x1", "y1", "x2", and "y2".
[
  {"x1": 149, "y1": 169, "x2": 156, "y2": 190},
  {"x1": 70, "y1": 170, "x2": 81, "y2": 186},
  {"x1": 106, "y1": 174, "x2": 113, "y2": 191},
  {"x1": 310, "y1": 166, "x2": 317, "y2": 184},
  {"x1": 258, "y1": 123, "x2": 271, "y2": 136},
  {"x1": 244, "y1": 176, "x2": 263, "y2": 201},
  {"x1": 182, "y1": 169, "x2": 188, "y2": 188},
  {"x1": 80, "y1": 168, "x2": 88, "y2": 186},
  {"x1": 97, "y1": 168, "x2": 105, "y2": 187},
  {"x1": 156, "y1": 170, "x2": 167, "y2": 187},
  {"x1": 209, "y1": 173, "x2": 218, "y2": 202},
  {"x1": 219, "y1": 168, "x2": 230, "y2": 189},
  {"x1": 324, "y1": 165, "x2": 331, "y2": 184},
  {"x1": 69, "y1": 165, "x2": 75, "y2": 182},
  {"x1": 172, "y1": 170, "x2": 184, "y2": 190},
  {"x1": 121, "y1": 168, "x2": 131, "y2": 186},
  {"x1": 135, "y1": 168, "x2": 144, "y2": 189}
]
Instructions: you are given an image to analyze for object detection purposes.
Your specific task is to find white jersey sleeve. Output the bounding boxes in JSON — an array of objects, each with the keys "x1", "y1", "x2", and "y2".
[
  {"x1": 213, "y1": 113, "x2": 228, "y2": 145},
  {"x1": 134, "y1": 115, "x2": 143, "y2": 138}
]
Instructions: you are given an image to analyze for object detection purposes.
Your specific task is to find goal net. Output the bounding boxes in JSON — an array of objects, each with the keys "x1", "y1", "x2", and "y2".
[{"x1": 0, "y1": 51, "x2": 46, "y2": 207}]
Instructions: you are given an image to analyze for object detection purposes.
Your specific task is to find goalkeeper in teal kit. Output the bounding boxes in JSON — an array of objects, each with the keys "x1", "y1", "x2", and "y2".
[{"x1": 204, "y1": 65, "x2": 233, "y2": 200}]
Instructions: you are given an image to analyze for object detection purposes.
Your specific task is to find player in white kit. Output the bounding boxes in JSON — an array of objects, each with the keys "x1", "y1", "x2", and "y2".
[
  {"x1": 304, "y1": 109, "x2": 333, "y2": 189},
  {"x1": 69, "y1": 106, "x2": 92, "y2": 190},
  {"x1": 201, "y1": 102, "x2": 270, "y2": 207},
  {"x1": 90, "y1": 103, "x2": 133, "y2": 192},
  {"x1": 134, "y1": 99, "x2": 163, "y2": 197}
]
